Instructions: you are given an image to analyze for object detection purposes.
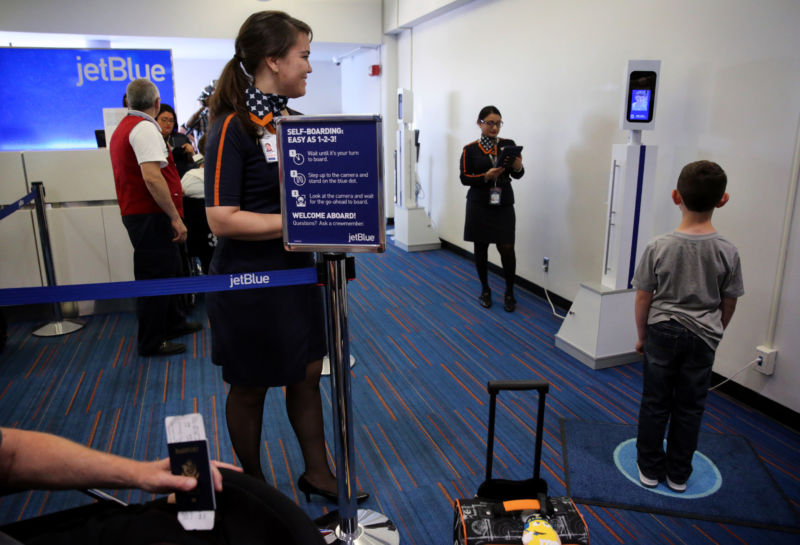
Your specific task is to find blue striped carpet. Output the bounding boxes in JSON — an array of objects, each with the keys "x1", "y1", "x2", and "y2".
[{"x1": 1, "y1": 241, "x2": 799, "y2": 544}]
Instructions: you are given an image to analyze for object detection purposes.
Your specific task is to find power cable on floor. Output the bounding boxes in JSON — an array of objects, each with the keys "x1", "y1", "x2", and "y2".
[
  {"x1": 543, "y1": 287, "x2": 566, "y2": 320},
  {"x1": 709, "y1": 357, "x2": 760, "y2": 391}
]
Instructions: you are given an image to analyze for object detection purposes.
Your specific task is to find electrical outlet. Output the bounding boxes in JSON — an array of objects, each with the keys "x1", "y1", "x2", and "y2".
[
  {"x1": 542, "y1": 257, "x2": 550, "y2": 273},
  {"x1": 755, "y1": 345, "x2": 777, "y2": 375}
]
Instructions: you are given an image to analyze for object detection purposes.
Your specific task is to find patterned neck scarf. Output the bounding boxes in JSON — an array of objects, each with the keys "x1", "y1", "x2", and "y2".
[
  {"x1": 479, "y1": 135, "x2": 498, "y2": 154},
  {"x1": 245, "y1": 86, "x2": 288, "y2": 120}
]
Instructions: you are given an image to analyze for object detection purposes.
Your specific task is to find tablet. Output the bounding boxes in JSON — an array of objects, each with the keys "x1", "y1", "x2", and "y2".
[{"x1": 497, "y1": 145, "x2": 523, "y2": 168}]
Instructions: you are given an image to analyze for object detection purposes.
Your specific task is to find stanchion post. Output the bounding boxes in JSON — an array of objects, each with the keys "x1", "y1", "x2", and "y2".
[
  {"x1": 31, "y1": 181, "x2": 84, "y2": 337},
  {"x1": 32, "y1": 182, "x2": 61, "y2": 321},
  {"x1": 277, "y1": 114, "x2": 397, "y2": 544},
  {"x1": 322, "y1": 252, "x2": 359, "y2": 537}
]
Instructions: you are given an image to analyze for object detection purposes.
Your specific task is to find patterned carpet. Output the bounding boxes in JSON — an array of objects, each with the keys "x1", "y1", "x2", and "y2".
[{"x1": 1, "y1": 241, "x2": 798, "y2": 544}]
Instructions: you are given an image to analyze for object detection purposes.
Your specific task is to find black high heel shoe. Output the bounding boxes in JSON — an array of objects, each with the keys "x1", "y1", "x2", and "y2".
[{"x1": 297, "y1": 474, "x2": 370, "y2": 503}]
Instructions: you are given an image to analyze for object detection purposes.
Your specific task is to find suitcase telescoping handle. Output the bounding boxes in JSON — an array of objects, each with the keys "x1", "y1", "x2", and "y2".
[{"x1": 485, "y1": 380, "x2": 549, "y2": 483}]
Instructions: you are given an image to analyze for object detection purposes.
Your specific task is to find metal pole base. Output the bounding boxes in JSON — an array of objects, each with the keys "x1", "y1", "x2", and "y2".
[
  {"x1": 32, "y1": 319, "x2": 85, "y2": 337},
  {"x1": 321, "y1": 509, "x2": 400, "y2": 545}
]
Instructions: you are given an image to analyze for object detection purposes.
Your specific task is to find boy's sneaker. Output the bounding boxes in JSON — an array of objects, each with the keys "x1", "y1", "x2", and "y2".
[
  {"x1": 637, "y1": 465, "x2": 659, "y2": 488},
  {"x1": 666, "y1": 476, "x2": 687, "y2": 493}
]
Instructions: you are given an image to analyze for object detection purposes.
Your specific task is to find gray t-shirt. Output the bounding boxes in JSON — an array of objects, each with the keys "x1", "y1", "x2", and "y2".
[{"x1": 632, "y1": 231, "x2": 744, "y2": 349}]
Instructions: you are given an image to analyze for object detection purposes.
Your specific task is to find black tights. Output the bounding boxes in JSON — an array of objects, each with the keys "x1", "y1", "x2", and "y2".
[
  {"x1": 474, "y1": 242, "x2": 516, "y2": 296},
  {"x1": 225, "y1": 359, "x2": 335, "y2": 490}
]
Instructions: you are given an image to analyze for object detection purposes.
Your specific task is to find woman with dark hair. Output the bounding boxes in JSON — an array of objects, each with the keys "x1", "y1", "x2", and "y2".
[
  {"x1": 204, "y1": 11, "x2": 367, "y2": 503},
  {"x1": 156, "y1": 103, "x2": 195, "y2": 178},
  {"x1": 459, "y1": 105, "x2": 525, "y2": 312}
]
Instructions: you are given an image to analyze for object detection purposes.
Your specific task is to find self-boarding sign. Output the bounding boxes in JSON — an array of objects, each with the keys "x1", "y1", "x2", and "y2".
[{"x1": 276, "y1": 115, "x2": 385, "y2": 253}]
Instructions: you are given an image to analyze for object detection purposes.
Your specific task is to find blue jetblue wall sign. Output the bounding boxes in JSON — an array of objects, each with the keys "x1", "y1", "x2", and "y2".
[
  {"x1": 0, "y1": 47, "x2": 174, "y2": 151},
  {"x1": 276, "y1": 115, "x2": 385, "y2": 253}
]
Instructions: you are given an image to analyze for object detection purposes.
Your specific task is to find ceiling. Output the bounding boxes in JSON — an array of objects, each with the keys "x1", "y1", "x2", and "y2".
[{"x1": 0, "y1": 31, "x2": 370, "y2": 63}]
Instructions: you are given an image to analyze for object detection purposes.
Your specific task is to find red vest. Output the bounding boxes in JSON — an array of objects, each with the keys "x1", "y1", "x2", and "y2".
[{"x1": 109, "y1": 115, "x2": 184, "y2": 217}]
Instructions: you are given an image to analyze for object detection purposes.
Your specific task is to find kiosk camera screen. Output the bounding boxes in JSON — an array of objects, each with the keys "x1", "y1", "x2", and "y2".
[{"x1": 626, "y1": 71, "x2": 657, "y2": 123}]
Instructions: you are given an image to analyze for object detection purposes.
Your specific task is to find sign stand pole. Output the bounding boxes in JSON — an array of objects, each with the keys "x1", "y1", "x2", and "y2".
[
  {"x1": 276, "y1": 114, "x2": 396, "y2": 543},
  {"x1": 321, "y1": 252, "x2": 399, "y2": 545}
]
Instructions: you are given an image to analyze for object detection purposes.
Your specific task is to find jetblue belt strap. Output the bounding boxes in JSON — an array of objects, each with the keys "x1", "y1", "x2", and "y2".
[
  {"x1": 0, "y1": 268, "x2": 318, "y2": 307},
  {"x1": 0, "y1": 190, "x2": 37, "y2": 222}
]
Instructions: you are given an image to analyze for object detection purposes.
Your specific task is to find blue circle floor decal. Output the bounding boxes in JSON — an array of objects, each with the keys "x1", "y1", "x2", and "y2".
[{"x1": 613, "y1": 439, "x2": 723, "y2": 499}]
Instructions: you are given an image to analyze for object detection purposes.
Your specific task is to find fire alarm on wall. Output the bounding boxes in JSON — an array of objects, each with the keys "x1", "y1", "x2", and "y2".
[{"x1": 369, "y1": 65, "x2": 381, "y2": 76}]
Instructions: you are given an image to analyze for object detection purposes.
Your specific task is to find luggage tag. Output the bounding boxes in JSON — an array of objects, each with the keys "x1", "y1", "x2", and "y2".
[
  {"x1": 489, "y1": 186, "x2": 502, "y2": 206},
  {"x1": 259, "y1": 132, "x2": 279, "y2": 163},
  {"x1": 165, "y1": 413, "x2": 216, "y2": 530}
]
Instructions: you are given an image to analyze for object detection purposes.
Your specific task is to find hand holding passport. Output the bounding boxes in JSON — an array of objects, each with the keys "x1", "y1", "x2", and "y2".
[{"x1": 165, "y1": 413, "x2": 216, "y2": 530}]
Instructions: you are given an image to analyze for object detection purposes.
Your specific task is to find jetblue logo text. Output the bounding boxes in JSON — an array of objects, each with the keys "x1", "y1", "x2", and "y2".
[
  {"x1": 75, "y1": 56, "x2": 167, "y2": 87},
  {"x1": 229, "y1": 273, "x2": 270, "y2": 289},
  {"x1": 348, "y1": 233, "x2": 375, "y2": 243}
]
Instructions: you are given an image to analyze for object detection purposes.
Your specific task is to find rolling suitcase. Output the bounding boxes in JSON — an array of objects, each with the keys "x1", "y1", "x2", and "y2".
[{"x1": 453, "y1": 380, "x2": 589, "y2": 545}]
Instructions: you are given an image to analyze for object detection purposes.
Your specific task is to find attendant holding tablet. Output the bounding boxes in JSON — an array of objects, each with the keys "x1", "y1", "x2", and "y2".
[{"x1": 459, "y1": 105, "x2": 524, "y2": 312}]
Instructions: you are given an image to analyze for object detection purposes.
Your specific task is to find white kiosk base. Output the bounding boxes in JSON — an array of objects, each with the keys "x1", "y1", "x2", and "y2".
[
  {"x1": 554, "y1": 282, "x2": 640, "y2": 370},
  {"x1": 393, "y1": 206, "x2": 440, "y2": 252}
]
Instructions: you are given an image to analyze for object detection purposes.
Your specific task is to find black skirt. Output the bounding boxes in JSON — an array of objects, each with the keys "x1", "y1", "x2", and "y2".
[
  {"x1": 207, "y1": 238, "x2": 326, "y2": 387},
  {"x1": 464, "y1": 201, "x2": 516, "y2": 244}
]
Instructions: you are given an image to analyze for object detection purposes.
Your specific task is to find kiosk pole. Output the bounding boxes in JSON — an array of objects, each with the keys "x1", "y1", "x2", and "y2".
[{"x1": 31, "y1": 181, "x2": 84, "y2": 337}]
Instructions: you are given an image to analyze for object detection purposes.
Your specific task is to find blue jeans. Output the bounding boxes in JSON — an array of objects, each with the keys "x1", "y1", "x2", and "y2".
[{"x1": 636, "y1": 320, "x2": 715, "y2": 483}]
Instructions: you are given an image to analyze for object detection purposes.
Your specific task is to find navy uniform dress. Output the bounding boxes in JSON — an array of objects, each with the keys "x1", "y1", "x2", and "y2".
[
  {"x1": 459, "y1": 138, "x2": 524, "y2": 244},
  {"x1": 204, "y1": 113, "x2": 326, "y2": 387}
]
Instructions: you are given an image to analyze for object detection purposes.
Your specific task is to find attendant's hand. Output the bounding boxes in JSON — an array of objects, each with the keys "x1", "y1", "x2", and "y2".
[
  {"x1": 485, "y1": 167, "x2": 505, "y2": 182},
  {"x1": 181, "y1": 143, "x2": 195, "y2": 156},
  {"x1": 171, "y1": 217, "x2": 188, "y2": 243},
  {"x1": 510, "y1": 156, "x2": 523, "y2": 171},
  {"x1": 635, "y1": 339, "x2": 645, "y2": 354}
]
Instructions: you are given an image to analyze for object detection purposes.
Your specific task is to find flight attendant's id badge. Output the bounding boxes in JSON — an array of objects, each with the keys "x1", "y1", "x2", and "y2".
[
  {"x1": 489, "y1": 186, "x2": 502, "y2": 206},
  {"x1": 260, "y1": 132, "x2": 279, "y2": 163}
]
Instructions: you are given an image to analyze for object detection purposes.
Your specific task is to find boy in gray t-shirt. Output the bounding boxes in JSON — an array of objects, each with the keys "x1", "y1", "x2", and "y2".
[{"x1": 632, "y1": 160, "x2": 744, "y2": 493}]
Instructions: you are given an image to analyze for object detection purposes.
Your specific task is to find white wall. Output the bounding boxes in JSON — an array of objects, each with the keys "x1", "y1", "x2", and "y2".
[
  {"x1": 340, "y1": 49, "x2": 382, "y2": 115},
  {"x1": 172, "y1": 58, "x2": 228, "y2": 127},
  {"x1": 294, "y1": 60, "x2": 344, "y2": 115},
  {"x1": 395, "y1": 0, "x2": 800, "y2": 412}
]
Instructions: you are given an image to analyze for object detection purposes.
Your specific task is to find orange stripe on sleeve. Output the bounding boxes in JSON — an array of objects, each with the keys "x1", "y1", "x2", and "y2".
[
  {"x1": 213, "y1": 113, "x2": 237, "y2": 206},
  {"x1": 461, "y1": 144, "x2": 486, "y2": 179}
]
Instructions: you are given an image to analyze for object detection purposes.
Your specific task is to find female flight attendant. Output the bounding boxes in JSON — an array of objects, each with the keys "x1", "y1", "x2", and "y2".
[
  {"x1": 459, "y1": 105, "x2": 525, "y2": 312},
  {"x1": 204, "y1": 11, "x2": 366, "y2": 503}
]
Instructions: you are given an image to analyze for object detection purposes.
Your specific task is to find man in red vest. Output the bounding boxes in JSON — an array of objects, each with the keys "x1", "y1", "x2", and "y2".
[{"x1": 110, "y1": 79, "x2": 201, "y2": 356}]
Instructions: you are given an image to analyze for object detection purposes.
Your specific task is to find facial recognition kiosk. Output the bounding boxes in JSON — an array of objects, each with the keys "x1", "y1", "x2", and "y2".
[
  {"x1": 393, "y1": 88, "x2": 441, "y2": 251},
  {"x1": 555, "y1": 60, "x2": 660, "y2": 369}
]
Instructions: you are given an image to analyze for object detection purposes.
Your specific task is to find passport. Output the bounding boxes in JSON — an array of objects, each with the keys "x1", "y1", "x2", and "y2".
[{"x1": 167, "y1": 439, "x2": 215, "y2": 511}]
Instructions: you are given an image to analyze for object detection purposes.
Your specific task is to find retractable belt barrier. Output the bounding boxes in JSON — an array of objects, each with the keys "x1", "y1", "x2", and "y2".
[
  {"x1": 0, "y1": 268, "x2": 318, "y2": 307},
  {"x1": 1, "y1": 187, "x2": 319, "y2": 308},
  {"x1": 0, "y1": 189, "x2": 37, "y2": 222}
]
